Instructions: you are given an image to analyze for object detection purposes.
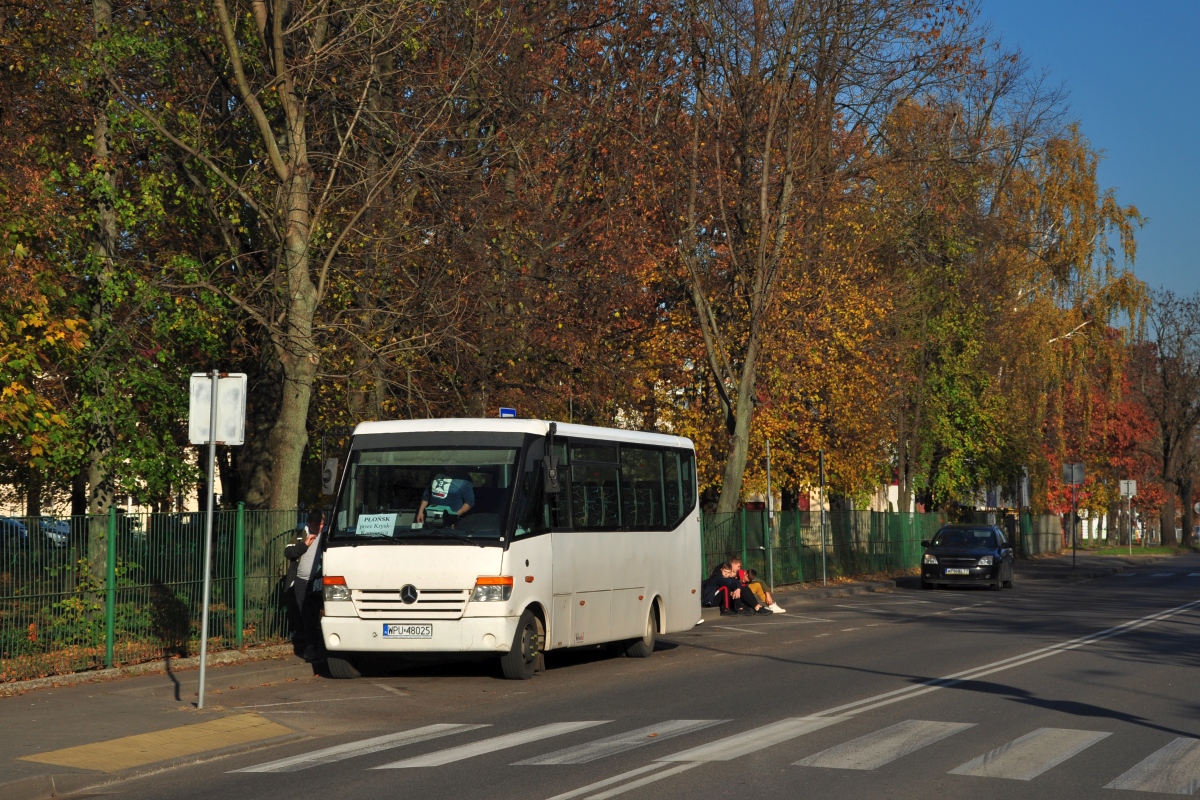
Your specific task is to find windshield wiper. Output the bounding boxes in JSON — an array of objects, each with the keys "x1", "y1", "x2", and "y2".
[
  {"x1": 331, "y1": 532, "x2": 407, "y2": 544},
  {"x1": 419, "y1": 529, "x2": 487, "y2": 548}
]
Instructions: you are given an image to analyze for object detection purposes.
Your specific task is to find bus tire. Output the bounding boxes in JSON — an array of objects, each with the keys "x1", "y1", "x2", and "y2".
[
  {"x1": 326, "y1": 654, "x2": 361, "y2": 679},
  {"x1": 624, "y1": 605, "x2": 657, "y2": 658},
  {"x1": 500, "y1": 609, "x2": 542, "y2": 680}
]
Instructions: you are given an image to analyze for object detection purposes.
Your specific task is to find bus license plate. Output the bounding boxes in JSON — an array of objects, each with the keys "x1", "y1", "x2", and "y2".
[
  {"x1": 383, "y1": 623, "x2": 432, "y2": 639},
  {"x1": 945, "y1": 568, "x2": 970, "y2": 575}
]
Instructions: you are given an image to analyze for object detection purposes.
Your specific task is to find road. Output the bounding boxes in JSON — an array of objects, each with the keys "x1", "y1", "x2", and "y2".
[{"x1": 24, "y1": 556, "x2": 1200, "y2": 799}]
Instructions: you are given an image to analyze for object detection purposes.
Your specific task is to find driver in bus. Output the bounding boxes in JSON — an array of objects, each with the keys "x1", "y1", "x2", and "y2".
[{"x1": 416, "y1": 467, "x2": 475, "y2": 523}]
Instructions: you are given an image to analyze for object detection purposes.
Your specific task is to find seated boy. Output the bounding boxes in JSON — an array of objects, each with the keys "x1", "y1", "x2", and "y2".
[{"x1": 730, "y1": 558, "x2": 785, "y2": 613}]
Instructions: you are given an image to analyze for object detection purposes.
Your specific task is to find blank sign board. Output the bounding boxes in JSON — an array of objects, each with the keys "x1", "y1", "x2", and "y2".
[{"x1": 188, "y1": 373, "x2": 247, "y2": 445}]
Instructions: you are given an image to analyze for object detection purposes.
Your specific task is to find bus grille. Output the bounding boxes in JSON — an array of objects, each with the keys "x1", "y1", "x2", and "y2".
[{"x1": 352, "y1": 588, "x2": 468, "y2": 619}]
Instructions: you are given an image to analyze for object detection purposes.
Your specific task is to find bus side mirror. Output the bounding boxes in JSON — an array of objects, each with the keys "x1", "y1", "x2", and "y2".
[{"x1": 543, "y1": 455, "x2": 560, "y2": 494}]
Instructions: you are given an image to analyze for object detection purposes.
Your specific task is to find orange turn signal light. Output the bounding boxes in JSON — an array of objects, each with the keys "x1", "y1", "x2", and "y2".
[
  {"x1": 323, "y1": 576, "x2": 346, "y2": 586},
  {"x1": 475, "y1": 576, "x2": 514, "y2": 586}
]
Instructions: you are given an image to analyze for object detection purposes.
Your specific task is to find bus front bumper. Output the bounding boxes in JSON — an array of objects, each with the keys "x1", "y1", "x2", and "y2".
[{"x1": 321, "y1": 615, "x2": 518, "y2": 654}]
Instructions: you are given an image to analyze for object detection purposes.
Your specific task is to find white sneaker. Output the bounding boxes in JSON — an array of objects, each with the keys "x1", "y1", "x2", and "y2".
[{"x1": 769, "y1": 603, "x2": 786, "y2": 613}]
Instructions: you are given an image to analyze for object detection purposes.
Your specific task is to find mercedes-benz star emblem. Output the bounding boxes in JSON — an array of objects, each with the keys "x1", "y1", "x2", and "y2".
[{"x1": 400, "y1": 584, "x2": 418, "y2": 604}]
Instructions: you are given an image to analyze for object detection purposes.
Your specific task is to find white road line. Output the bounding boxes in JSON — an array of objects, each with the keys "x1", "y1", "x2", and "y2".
[
  {"x1": 1104, "y1": 737, "x2": 1200, "y2": 793},
  {"x1": 949, "y1": 728, "x2": 1111, "y2": 780},
  {"x1": 375, "y1": 721, "x2": 608, "y2": 769},
  {"x1": 709, "y1": 626, "x2": 767, "y2": 634},
  {"x1": 657, "y1": 716, "x2": 849, "y2": 763},
  {"x1": 585, "y1": 763, "x2": 700, "y2": 799},
  {"x1": 230, "y1": 723, "x2": 487, "y2": 773},
  {"x1": 544, "y1": 764, "x2": 667, "y2": 800},
  {"x1": 371, "y1": 683, "x2": 410, "y2": 697},
  {"x1": 1116, "y1": 573, "x2": 1138, "y2": 577},
  {"x1": 795, "y1": 720, "x2": 973, "y2": 770},
  {"x1": 812, "y1": 596, "x2": 1200, "y2": 718},
  {"x1": 548, "y1": 596, "x2": 1200, "y2": 800},
  {"x1": 515, "y1": 720, "x2": 725, "y2": 765},
  {"x1": 232, "y1": 695, "x2": 387, "y2": 709},
  {"x1": 1151, "y1": 573, "x2": 1175, "y2": 577},
  {"x1": 1190, "y1": 573, "x2": 1200, "y2": 577}
]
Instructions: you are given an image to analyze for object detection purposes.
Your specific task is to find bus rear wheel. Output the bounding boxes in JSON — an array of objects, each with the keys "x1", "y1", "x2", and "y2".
[
  {"x1": 624, "y1": 606, "x2": 657, "y2": 658},
  {"x1": 500, "y1": 609, "x2": 543, "y2": 680}
]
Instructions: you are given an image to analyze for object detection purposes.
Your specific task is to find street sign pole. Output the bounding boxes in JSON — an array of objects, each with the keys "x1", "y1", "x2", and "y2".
[
  {"x1": 765, "y1": 439, "x2": 774, "y2": 594},
  {"x1": 197, "y1": 370, "x2": 218, "y2": 710},
  {"x1": 819, "y1": 449, "x2": 827, "y2": 587},
  {"x1": 1063, "y1": 463, "x2": 1084, "y2": 569},
  {"x1": 188, "y1": 371, "x2": 246, "y2": 711}
]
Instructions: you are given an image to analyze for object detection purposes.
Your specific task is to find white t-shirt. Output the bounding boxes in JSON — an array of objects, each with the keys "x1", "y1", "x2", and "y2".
[{"x1": 296, "y1": 525, "x2": 322, "y2": 582}]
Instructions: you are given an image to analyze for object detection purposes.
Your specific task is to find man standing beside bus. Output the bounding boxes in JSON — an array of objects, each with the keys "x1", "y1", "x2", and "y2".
[{"x1": 285, "y1": 508, "x2": 326, "y2": 662}]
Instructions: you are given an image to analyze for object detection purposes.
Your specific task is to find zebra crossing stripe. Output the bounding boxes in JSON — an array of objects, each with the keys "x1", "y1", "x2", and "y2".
[
  {"x1": 515, "y1": 720, "x2": 725, "y2": 765},
  {"x1": 1188, "y1": 573, "x2": 1200, "y2": 577},
  {"x1": 543, "y1": 764, "x2": 671, "y2": 800},
  {"x1": 584, "y1": 763, "x2": 701, "y2": 800},
  {"x1": 229, "y1": 723, "x2": 488, "y2": 773},
  {"x1": 1150, "y1": 573, "x2": 1174, "y2": 577},
  {"x1": 1104, "y1": 737, "x2": 1200, "y2": 794},
  {"x1": 374, "y1": 721, "x2": 609, "y2": 769},
  {"x1": 657, "y1": 716, "x2": 849, "y2": 763},
  {"x1": 795, "y1": 720, "x2": 973, "y2": 770},
  {"x1": 949, "y1": 728, "x2": 1110, "y2": 780}
]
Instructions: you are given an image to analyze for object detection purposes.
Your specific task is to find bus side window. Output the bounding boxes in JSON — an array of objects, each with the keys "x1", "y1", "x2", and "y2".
[{"x1": 620, "y1": 446, "x2": 665, "y2": 529}]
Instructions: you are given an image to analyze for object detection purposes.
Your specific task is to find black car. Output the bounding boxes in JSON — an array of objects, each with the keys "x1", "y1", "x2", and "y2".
[{"x1": 920, "y1": 524, "x2": 1014, "y2": 590}]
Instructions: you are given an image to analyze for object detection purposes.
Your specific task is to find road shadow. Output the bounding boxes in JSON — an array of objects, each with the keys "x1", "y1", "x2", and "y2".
[{"x1": 948, "y1": 677, "x2": 1200, "y2": 738}]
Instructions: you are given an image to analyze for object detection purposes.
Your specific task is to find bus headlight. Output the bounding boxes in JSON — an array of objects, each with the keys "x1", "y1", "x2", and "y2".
[
  {"x1": 471, "y1": 576, "x2": 513, "y2": 602},
  {"x1": 323, "y1": 576, "x2": 350, "y2": 602}
]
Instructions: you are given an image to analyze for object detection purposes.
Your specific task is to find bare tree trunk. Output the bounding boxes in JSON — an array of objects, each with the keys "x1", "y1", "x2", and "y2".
[
  {"x1": 85, "y1": 0, "x2": 118, "y2": 518},
  {"x1": 1160, "y1": 490, "x2": 1177, "y2": 547},
  {"x1": 1179, "y1": 475, "x2": 1194, "y2": 547}
]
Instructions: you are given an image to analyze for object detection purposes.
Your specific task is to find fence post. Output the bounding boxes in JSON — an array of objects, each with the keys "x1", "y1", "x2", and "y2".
[
  {"x1": 795, "y1": 510, "x2": 804, "y2": 583},
  {"x1": 235, "y1": 503, "x2": 246, "y2": 648},
  {"x1": 105, "y1": 506, "x2": 116, "y2": 669},
  {"x1": 740, "y1": 508, "x2": 748, "y2": 567}
]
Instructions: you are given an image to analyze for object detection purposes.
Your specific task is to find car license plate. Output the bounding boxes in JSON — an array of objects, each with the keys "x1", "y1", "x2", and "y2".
[
  {"x1": 945, "y1": 568, "x2": 970, "y2": 575},
  {"x1": 383, "y1": 623, "x2": 432, "y2": 639}
]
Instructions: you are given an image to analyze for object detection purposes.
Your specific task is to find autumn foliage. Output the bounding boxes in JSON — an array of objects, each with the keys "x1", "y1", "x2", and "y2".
[{"x1": 0, "y1": 0, "x2": 1184, "y2": 534}]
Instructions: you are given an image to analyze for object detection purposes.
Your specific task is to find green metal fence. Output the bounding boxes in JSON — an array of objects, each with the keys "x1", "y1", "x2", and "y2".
[
  {"x1": 0, "y1": 506, "x2": 298, "y2": 682},
  {"x1": 701, "y1": 510, "x2": 948, "y2": 587},
  {"x1": 3, "y1": 504, "x2": 1048, "y2": 682}
]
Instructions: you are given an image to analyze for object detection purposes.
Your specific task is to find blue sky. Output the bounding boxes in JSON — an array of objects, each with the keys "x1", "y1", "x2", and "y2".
[{"x1": 979, "y1": 0, "x2": 1199, "y2": 296}]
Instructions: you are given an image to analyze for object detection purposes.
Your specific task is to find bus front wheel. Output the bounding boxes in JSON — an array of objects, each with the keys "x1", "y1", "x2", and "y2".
[
  {"x1": 326, "y1": 654, "x2": 361, "y2": 679},
  {"x1": 500, "y1": 609, "x2": 543, "y2": 680}
]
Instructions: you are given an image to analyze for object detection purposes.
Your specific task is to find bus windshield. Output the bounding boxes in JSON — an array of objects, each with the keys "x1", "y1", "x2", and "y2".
[{"x1": 331, "y1": 446, "x2": 521, "y2": 543}]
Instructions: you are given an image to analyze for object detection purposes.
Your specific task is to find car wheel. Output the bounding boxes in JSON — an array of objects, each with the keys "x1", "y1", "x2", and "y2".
[
  {"x1": 500, "y1": 609, "x2": 543, "y2": 680},
  {"x1": 625, "y1": 605, "x2": 658, "y2": 658},
  {"x1": 326, "y1": 654, "x2": 361, "y2": 679}
]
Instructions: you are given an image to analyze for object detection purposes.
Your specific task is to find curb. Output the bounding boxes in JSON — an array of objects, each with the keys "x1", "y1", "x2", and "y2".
[
  {"x1": 0, "y1": 644, "x2": 297, "y2": 698},
  {"x1": 698, "y1": 580, "x2": 895, "y2": 621},
  {"x1": 0, "y1": 729, "x2": 307, "y2": 800}
]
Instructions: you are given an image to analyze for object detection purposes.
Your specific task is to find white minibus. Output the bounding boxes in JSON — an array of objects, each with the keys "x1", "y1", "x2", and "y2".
[{"x1": 320, "y1": 418, "x2": 701, "y2": 679}]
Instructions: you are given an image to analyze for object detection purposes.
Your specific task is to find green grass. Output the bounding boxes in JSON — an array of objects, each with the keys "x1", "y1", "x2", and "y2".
[{"x1": 1088, "y1": 546, "x2": 1178, "y2": 556}]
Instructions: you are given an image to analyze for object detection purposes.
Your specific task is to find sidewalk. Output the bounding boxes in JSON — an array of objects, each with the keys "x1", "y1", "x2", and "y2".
[
  {"x1": 0, "y1": 653, "x2": 321, "y2": 800},
  {"x1": 1012, "y1": 550, "x2": 1174, "y2": 582}
]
